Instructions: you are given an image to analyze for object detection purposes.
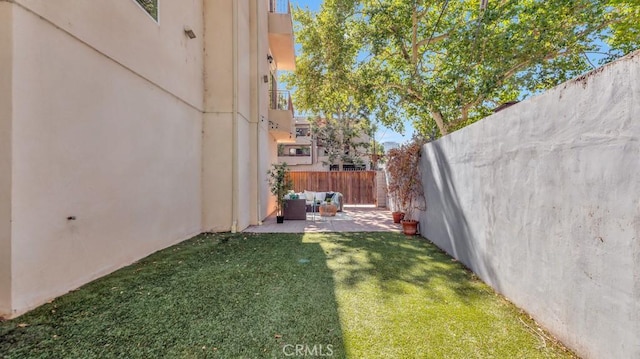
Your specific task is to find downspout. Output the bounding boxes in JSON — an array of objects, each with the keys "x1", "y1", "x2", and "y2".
[{"x1": 231, "y1": 0, "x2": 239, "y2": 233}]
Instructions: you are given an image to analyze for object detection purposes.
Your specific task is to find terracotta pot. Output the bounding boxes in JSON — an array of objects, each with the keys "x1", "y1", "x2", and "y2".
[
  {"x1": 392, "y1": 211, "x2": 405, "y2": 224},
  {"x1": 319, "y1": 203, "x2": 337, "y2": 217},
  {"x1": 401, "y1": 220, "x2": 418, "y2": 236}
]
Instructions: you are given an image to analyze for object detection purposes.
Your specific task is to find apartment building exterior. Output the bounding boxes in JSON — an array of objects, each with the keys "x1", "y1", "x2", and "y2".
[
  {"x1": 0, "y1": 0, "x2": 295, "y2": 318},
  {"x1": 278, "y1": 117, "x2": 372, "y2": 171}
]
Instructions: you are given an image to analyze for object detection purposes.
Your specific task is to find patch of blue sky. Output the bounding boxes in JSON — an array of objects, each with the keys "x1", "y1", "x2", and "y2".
[
  {"x1": 289, "y1": 0, "x2": 413, "y2": 144},
  {"x1": 287, "y1": 0, "x2": 616, "y2": 144}
]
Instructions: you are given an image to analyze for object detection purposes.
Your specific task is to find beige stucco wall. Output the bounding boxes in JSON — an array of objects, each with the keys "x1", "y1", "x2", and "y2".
[
  {"x1": 202, "y1": 113, "x2": 233, "y2": 232},
  {"x1": 202, "y1": 0, "x2": 233, "y2": 232},
  {"x1": 235, "y1": 0, "x2": 254, "y2": 231},
  {"x1": 202, "y1": 0, "x2": 276, "y2": 230},
  {"x1": 0, "y1": 1, "x2": 13, "y2": 317},
  {"x1": 1, "y1": 0, "x2": 286, "y2": 317},
  {"x1": 250, "y1": 0, "x2": 274, "y2": 223},
  {"x1": 236, "y1": 117, "x2": 253, "y2": 230},
  {"x1": 14, "y1": 0, "x2": 204, "y2": 109},
  {"x1": 7, "y1": 1, "x2": 203, "y2": 316}
]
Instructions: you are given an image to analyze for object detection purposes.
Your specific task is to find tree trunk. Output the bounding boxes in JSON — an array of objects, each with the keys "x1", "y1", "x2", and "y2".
[{"x1": 432, "y1": 110, "x2": 447, "y2": 137}]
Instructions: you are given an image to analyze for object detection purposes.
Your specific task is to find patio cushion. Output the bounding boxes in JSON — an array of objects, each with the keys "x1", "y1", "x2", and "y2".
[
  {"x1": 300, "y1": 190, "x2": 343, "y2": 211},
  {"x1": 303, "y1": 190, "x2": 316, "y2": 205}
]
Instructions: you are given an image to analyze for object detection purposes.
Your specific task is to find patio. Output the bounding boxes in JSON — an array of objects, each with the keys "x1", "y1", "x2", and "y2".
[{"x1": 244, "y1": 205, "x2": 402, "y2": 233}]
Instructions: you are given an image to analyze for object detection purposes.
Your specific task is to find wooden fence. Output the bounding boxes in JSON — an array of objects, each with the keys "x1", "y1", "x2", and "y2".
[{"x1": 288, "y1": 171, "x2": 377, "y2": 205}]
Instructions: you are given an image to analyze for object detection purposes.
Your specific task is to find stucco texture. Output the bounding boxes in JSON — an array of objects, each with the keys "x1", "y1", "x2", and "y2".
[
  {"x1": 419, "y1": 52, "x2": 640, "y2": 359},
  {"x1": 1, "y1": 0, "x2": 287, "y2": 319},
  {"x1": 0, "y1": 1, "x2": 14, "y2": 316},
  {"x1": 8, "y1": 2, "x2": 202, "y2": 316}
]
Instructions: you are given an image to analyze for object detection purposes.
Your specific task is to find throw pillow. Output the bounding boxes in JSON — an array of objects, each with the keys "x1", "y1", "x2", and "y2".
[{"x1": 303, "y1": 190, "x2": 316, "y2": 204}]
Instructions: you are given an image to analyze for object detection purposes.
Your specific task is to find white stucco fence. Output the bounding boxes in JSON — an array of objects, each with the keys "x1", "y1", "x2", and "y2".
[{"x1": 419, "y1": 51, "x2": 639, "y2": 359}]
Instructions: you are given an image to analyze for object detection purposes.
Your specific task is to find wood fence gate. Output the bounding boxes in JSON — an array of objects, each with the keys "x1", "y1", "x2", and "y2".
[{"x1": 288, "y1": 171, "x2": 377, "y2": 205}]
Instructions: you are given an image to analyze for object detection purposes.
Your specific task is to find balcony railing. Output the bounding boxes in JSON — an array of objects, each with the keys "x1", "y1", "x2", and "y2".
[
  {"x1": 270, "y1": 90, "x2": 294, "y2": 114},
  {"x1": 269, "y1": 0, "x2": 290, "y2": 14},
  {"x1": 278, "y1": 153, "x2": 311, "y2": 157}
]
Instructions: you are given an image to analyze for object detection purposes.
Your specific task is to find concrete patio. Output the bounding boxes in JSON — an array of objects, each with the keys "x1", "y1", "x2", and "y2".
[{"x1": 244, "y1": 205, "x2": 402, "y2": 233}]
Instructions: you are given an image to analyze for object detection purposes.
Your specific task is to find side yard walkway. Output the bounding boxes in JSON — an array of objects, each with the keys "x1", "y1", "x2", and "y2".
[{"x1": 245, "y1": 205, "x2": 402, "y2": 233}]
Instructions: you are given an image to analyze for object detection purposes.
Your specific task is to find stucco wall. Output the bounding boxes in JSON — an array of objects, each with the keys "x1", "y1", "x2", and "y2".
[
  {"x1": 235, "y1": 0, "x2": 254, "y2": 231},
  {"x1": 251, "y1": 0, "x2": 275, "y2": 224},
  {"x1": 202, "y1": 113, "x2": 234, "y2": 232},
  {"x1": 14, "y1": 0, "x2": 204, "y2": 109},
  {"x1": 0, "y1": 1, "x2": 13, "y2": 317},
  {"x1": 8, "y1": 1, "x2": 203, "y2": 316},
  {"x1": 202, "y1": 0, "x2": 233, "y2": 232},
  {"x1": 202, "y1": 0, "x2": 274, "y2": 231},
  {"x1": 420, "y1": 52, "x2": 640, "y2": 359},
  {"x1": 376, "y1": 171, "x2": 387, "y2": 207},
  {"x1": 2, "y1": 0, "x2": 282, "y2": 318}
]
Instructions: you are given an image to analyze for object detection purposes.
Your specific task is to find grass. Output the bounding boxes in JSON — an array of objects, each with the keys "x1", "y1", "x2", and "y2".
[{"x1": 0, "y1": 232, "x2": 576, "y2": 358}]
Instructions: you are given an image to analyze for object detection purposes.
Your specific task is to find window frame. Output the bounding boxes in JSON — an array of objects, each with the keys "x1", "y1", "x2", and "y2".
[{"x1": 132, "y1": 0, "x2": 159, "y2": 23}]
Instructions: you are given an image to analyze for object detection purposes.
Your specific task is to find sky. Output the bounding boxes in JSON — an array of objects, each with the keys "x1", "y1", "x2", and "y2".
[
  {"x1": 289, "y1": 0, "x2": 413, "y2": 145},
  {"x1": 287, "y1": 0, "x2": 610, "y2": 145}
]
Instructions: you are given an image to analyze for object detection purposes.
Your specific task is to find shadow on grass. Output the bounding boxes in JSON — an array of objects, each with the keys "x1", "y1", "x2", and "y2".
[
  {"x1": 0, "y1": 233, "x2": 345, "y2": 358},
  {"x1": 1, "y1": 232, "x2": 575, "y2": 359},
  {"x1": 311, "y1": 232, "x2": 489, "y2": 305}
]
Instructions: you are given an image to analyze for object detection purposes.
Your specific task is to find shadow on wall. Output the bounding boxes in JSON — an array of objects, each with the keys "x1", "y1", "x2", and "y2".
[{"x1": 419, "y1": 141, "x2": 502, "y2": 293}]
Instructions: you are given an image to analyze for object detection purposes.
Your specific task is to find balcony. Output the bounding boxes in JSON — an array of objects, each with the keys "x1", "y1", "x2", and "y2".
[
  {"x1": 269, "y1": 90, "x2": 295, "y2": 143},
  {"x1": 268, "y1": 0, "x2": 295, "y2": 71}
]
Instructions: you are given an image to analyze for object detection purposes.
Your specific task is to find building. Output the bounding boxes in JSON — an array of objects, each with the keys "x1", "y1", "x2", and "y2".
[
  {"x1": 278, "y1": 117, "x2": 372, "y2": 171},
  {"x1": 382, "y1": 141, "x2": 400, "y2": 153},
  {"x1": 0, "y1": 0, "x2": 295, "y2": 318}
]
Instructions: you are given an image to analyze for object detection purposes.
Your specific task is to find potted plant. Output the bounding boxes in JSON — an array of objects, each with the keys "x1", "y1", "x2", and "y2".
[
  {"x1": 386, "y1": 138, "x2": 426, "y2": 235},
  {"x1": 267, "y1": 163, "x2": 293, "y2": 223}
]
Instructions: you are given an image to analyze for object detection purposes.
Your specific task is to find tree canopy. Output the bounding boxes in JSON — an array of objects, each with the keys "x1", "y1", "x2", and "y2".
[
  {"x1": 134, "y1": 0, "x2": 158, "y2": 20},
  {"x1": 287, "y1": 0, "x2": 640, "y2": 138},
  {"x1": 310, "y1": 111, "x2": 372, "y2": 170}
]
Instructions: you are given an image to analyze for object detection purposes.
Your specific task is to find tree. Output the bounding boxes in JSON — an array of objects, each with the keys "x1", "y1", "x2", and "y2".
[
  {"x1": 283, "y1": 0, "x2": 377, "y2": 170},
  {"x1": 267, "y1": 163, "x2": 293, "y2": 218},
  {"x1": 289, "y1": 0, "x2": 640, "y2": 138},
  {"x1": 310, "y1": 111, "x2": 372, "y2": 170},
  {"x1": 134, "y1": 0, "x2": 158, "y2": 20},
  {"x1": 369, "y1": 138, "x2": 386, "y2": 170},
  {"x1": 386, "y1": 137, "x2": 426, "y2": 221}
]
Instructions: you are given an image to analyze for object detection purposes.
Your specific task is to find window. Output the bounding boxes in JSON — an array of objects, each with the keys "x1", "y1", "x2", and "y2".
[
  {"x1": 134, "y1": 0, "x2": 158, "y2": 21},
  {"x1": 296, "y1": 127, "x2": 310, "y2": 137},
  {"x1": 279, "y1": 145, "x2": 311, "y2": 157}
]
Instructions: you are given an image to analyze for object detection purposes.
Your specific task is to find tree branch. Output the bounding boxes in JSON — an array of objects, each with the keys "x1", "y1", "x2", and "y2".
[{"x1": 416, "y1": 33, "x2": 448, "y2": 49}]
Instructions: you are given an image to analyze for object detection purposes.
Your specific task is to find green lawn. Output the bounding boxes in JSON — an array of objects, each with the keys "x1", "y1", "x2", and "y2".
[{"x1": 0, "y1": 232, "x2": 576, "y2": 358}]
